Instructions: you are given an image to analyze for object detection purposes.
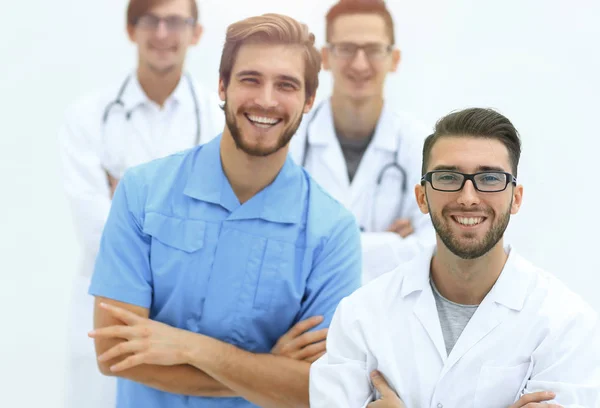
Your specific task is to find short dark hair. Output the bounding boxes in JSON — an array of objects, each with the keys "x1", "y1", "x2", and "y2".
[
  {"x1": 422, "y1": 108, "x2": 522, "y2": 177},
  {"x1": 325, "y1": 0, "x2": 395, "y2": 44},
  {"x1": 127, "y1": 0, "x2": 199, "y2": 26}
]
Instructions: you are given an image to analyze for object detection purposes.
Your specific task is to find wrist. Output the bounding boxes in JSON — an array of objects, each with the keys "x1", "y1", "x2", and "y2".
[{"x1": 182, "y1": 331, "x2": 212, "y2": 369}]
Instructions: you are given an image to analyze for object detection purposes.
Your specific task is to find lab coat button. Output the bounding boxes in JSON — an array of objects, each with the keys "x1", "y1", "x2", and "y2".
[{"x1": 437, "y1": 404, "x2": 443, "y2": 408}]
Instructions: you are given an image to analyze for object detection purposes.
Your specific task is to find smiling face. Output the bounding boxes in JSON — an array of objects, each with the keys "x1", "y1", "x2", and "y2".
[
  {"x1": 219, "y1": 43, "x2": 314, "y2": 157},
  {"x1": 127, "y1": 0, "x2": 202, "y2": 75},
  {"x1": 415, "y1": 136, "x2": 524, "y2": 259},
  {"x1": 323, "y1": 13, "x2": 399, "y2": 102}
]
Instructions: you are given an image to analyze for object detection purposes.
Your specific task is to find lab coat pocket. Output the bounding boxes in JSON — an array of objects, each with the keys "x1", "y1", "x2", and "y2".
[{"x1": 473, "y1": 360, "x2": 532, "y2": 408}]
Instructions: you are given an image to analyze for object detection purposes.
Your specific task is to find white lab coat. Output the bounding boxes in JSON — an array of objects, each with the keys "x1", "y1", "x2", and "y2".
[
  {"x1": 309, "y1": 245, "x2": 600, "y2": 408},
  {"x1": 58, "y1": 72, "x2": 224, "y2": 408},
  {"x1": 289, "y1": 99, "x2": 435, "y2": 283}
]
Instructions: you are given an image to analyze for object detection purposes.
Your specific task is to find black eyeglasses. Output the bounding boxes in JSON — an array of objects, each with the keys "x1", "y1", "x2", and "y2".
[
  {"x1": 328, "y1": 42, "x2": 393, "y2": 60},
  {"x1": 421, "y1": 171, "x2": 517, "y2": 192},
  {"x1": 136, "y1": 14, "x2": 195, "y2": 32}
]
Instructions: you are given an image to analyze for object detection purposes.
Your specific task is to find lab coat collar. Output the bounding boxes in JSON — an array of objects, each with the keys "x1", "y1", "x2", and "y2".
[
  {"x1": 400, "y1": 244, "x2": 534, "y2": 312},
  {"x1": 183, "y1": 135, "x2": 304, "y2": 224},
  {"x1": 306, "y1": 98, "x2": 398, "y2": 154},
  {"x1": 121, "y1": 72, "x2": 193, "y2": 110}
]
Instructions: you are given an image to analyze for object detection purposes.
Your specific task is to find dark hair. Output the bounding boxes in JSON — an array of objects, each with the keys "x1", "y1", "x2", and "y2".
[
  {"x1": 127, "y1": 0, "x2": 199, "y2": 26},
  {"x1": 326, "y1": 0, "x2": 395, "y2": 44},
  {"x1": 422, "y1": 108, "x2": 522, "y2": 176},
  {"x1": 219, "y1": 14, "x2": 321, "y2": 101}
]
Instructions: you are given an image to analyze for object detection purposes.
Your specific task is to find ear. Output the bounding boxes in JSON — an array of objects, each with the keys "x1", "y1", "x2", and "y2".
[
  {"x1": 303, "y1": 95, "x2": 316, "y2": 114},
  {"x1": 510, "y1": 184, "x2": 524, "y2": 215},
  {"x1": 127, "y1": 24, "x2": 136, "y2": 43},
  {"x1": 321, "y1": 47, "x2": 331, "y2": 71},
  {"x1": 415, "y1": 183, "x2": 429, "y2": 215},
  {"x1": 390, "y1": 48, "x2": 401, "y2": 73},
  {"x1": 190, "y1": 24, "x2": 203, "y2": 46},
  {"x1": 218, "y1": 78, "x2": 226, "y2": 102}
]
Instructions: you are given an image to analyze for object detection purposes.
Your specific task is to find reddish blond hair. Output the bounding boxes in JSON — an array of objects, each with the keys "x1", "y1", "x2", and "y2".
[
  {"x1": 219, "y1": 13, "x2": 321, "y2": 100},
  {"x1": 326, "y1": 0, "x2": 395, "y2": 44},
  {"x1": 126, "y1": 0, "x2": 199, "y2": 26}
]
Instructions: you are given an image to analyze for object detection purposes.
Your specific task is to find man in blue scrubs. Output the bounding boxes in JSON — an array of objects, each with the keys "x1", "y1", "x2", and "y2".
[{"x1": 88, "y1": 13, "x2": 362, "y2": 408}]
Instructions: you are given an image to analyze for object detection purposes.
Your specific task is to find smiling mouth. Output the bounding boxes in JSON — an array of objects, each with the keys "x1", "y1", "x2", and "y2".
[
  {"x1": 451, "y1": 216, "x2": 487, "y2": 227},
  {"x1": 244, "y1": 113, "x2": 282, "y2": 129}
]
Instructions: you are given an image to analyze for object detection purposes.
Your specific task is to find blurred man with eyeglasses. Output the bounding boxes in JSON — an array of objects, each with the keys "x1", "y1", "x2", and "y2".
[
  {"x1": 310, "y1": 108, "x2": 600, "y2": 408},
  {"x1": 290, "y1": 0, "x2": 435, "y2": 283},
  {"x1": 60, "y1": 1, "x2": 329, "y2": 407}
]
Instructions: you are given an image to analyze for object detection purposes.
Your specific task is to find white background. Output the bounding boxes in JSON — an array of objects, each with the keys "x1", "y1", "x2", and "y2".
[{"x1": 2, "y1": 0, "x2": 599, "y2": 406}]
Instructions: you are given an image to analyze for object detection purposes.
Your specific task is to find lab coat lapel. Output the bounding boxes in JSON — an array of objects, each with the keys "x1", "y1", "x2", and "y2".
[
  {"x1": 403, "y1": 247, "x2": 448, "y2": 363},
  {"x1": 413, "y1": 288, "x2": 448, "y2": 363},
  {"x1": 440, "y1": 298, "x2": 510, "y2": 378},
  {"x1": 349, "y1": 104, "x2": 397, "y2": 208},
  {"x1": 307, "y1": 100, "x2": 350, "y2": 194}
]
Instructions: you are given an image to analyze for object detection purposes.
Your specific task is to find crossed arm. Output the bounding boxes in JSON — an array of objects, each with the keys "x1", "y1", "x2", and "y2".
[{"x1": 91, "y1": 297, "x2": 327, "y2": 406}]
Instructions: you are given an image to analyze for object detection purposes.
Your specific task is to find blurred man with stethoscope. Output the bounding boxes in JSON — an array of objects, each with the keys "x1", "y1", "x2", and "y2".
[
  {"x1": 58, "y1": 0, "x2": 223, "y2": 406},
  {"x1": 290, "y1": 0, "x2": 434, "y2": 282}
]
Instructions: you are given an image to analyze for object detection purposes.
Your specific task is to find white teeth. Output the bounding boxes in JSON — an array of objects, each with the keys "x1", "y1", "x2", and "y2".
[
  {"x1": 455, "y1": 217, "x2": 484, "y2": 226},
  {"x1": 247, "y1": 115, "x2": 279, "y2": 125}
]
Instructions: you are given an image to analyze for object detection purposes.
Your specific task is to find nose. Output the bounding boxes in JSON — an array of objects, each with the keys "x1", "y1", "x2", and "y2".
[
  {"x1": 254, "y1": 83, "x2": 279, "y2": 109},
  {"x1": 456, "y1": 180, "x2": 481, "y2": 206},
  {"x1": 349, "y1": 49, "x2": 371, "y2": 71},
  {"x1": 155, "y1": 20, "x2": 169, "y2": 39}
]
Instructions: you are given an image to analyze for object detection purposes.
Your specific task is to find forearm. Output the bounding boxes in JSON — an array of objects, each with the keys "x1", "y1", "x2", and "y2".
[
  {"x1": 186, "y1": 335, "x2": 310, "y2": 408},
  {"x1": 104, "y1": 363, "x2": 236, "y2": 397}
]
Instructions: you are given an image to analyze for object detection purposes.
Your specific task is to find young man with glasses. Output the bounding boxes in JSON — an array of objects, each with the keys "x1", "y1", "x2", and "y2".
[
  {"x1": 309, "y1": 108, "x2": 600, "y2": 408},
  {"x1": 290, "y1": 0, "x2": 434, "y2": 283}
]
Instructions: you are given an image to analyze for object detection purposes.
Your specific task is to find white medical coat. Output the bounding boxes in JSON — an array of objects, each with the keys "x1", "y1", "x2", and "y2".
[
  {"x1": 58, "y1": 72, "x2": 224, "y2": 408},
  {"x1": 289, "y1": 99, "x2": 435, "y2": 283},
  {"x1": 310, "y1": 245, "x2": 600, "y2": 408}
]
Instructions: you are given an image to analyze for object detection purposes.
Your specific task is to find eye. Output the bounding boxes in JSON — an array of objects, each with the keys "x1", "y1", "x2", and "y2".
[
  {"x1": 241, "y1": 77, "x2": 259, "y2": 84},
  {"x1": 278, "y1": 82, "x2": 296, "y2": 91}
]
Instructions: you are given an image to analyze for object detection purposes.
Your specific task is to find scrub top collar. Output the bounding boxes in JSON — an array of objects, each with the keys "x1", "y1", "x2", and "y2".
[
  {"x1": 400, "y1": 244, "x2": 534, "y2": 311},
  {"x1": 183, "y1": 135, "x2": 304, "y2": 225}
]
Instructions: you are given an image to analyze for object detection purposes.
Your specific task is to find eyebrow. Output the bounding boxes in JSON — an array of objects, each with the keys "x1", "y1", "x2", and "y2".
[
  {"x1": 235, "y1": 71, "x2": 302, "y2": 88},
  {"x1": 431, "y1": 165, "x2": 508, "y2": 172}
]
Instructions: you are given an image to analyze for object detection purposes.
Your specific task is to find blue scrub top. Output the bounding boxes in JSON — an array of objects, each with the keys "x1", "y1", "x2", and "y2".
[{"x1": 89, "y1": 134, "x2": 362, "y2": 408}]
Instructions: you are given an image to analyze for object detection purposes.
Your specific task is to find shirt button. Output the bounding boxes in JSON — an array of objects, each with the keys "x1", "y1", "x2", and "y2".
[{"x1": 437, "y1": 404, "x2": 443, "y2": 408}]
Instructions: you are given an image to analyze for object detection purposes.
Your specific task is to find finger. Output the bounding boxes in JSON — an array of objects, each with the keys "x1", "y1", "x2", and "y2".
[
  {"x1": 295, "y1": 340, "x2": 327, "y2": 361},
  {"x1": 99, "y1": 302, "x2": 142, "y2": 325},
  {"x1": 289, "y1": 328, "x2": 329, "y2": 350},
  {"x1": 305, "y1": 350, "x2": 326, "y2": 363},
  {"x1": 370, "y1": 370, "x2": 393, "y2": 398},
  {"x1": 98, "y1": 340, "x2": 145, "y2": 362},
  {"x1": 284, "y1": 316, "x2": 324, "y2": 341},
  {"x1": 396, "y1": 225, "x2": 414, "y2": 238},
  {"x1": 89, "y1": 325, "x2": 142, "y2": 340},
  {"x1": 512, "y1": 391, "x2": 556, "y2": 407},
  {"x1": 109, "y1": 352, "x2": 148, "y2": 372}
]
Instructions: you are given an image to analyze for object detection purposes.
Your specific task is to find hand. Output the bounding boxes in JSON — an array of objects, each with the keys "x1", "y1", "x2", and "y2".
[
  {"x1": 106, "y1": 172, "x2": 119, "y2": 198},
  {"x1": 271, "y1": 316, "x2": 328, "y2": 363},
  {"x1": 386, "y1": 219, "x2": 414, "y2": 238},
  {"x1": 367, "y1": 371, "x2": 406, "y2": 408},
  {"x1": 509, "y1": 391, "x2": 562, "y2": 408},
  {"x1": 88, "y1": 302, "x2": 196, "y2": 372}
]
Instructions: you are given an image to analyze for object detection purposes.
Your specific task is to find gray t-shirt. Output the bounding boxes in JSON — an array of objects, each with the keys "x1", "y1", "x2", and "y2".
[
  {"x1": 431, "y1": 279, "x2": 479, "y2": 356},
  {"x1": 336, "y1": 130, "x2": 374, "y2": 182}
]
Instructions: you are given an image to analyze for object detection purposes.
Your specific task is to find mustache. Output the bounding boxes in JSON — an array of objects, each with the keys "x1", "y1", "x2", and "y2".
[
  {"x1": 442, "y1": 207, "x2": 492, "y2": 215},
  {"x1": 237, "y1": 104, "x2": 286, "y2": 119}
]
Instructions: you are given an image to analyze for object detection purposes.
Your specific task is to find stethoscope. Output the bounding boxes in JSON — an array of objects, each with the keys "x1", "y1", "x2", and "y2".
[
  {"x1": 299, "y1": 100, "x2": 409, "y2": 231},
  {"x1": 102, "y1": 73, "x2": 202, "y2": 146}
]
